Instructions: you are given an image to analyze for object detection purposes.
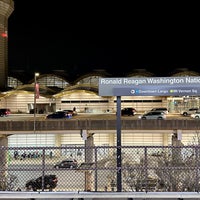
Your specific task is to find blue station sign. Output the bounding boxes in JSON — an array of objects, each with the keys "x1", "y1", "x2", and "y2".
[{"x1": 98, "y1": 77, "x2": 200, "y2": 96}]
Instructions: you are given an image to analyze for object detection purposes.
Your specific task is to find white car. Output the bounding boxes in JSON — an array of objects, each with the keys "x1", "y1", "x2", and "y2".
[
  {"x1": 138, "y1": 111, "x2": 166, "y2": 120},
  {"x1": 150, "y1": 108, "x2": 169, "y2": 114},
  {"x1": 181, "y1": 108, "x2": 199, "y2": 116},
  {"x1": 191, "y1": 112, "x2": 200, "y2": 119}
]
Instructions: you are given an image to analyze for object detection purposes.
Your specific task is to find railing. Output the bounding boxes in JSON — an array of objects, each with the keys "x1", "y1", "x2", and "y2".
[
  {"x1": 1, "y1": 119, "x2": 200, "y2": 132},
  {"x1": 1, "y1": 145, "x2": 200, "y2": 196},
  {"x1": 1, "y1": 191, "x2": 200, "y2": 199}
]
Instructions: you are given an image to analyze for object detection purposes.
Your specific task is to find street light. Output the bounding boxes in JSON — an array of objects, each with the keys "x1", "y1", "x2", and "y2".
[{"x1": 34, "y1": 72, "x2": 39, "y2": 134}]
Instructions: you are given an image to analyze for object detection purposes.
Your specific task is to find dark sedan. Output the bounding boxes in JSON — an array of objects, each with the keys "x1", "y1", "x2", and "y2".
[
  {"x1": 46, "y1": 111, "x2": 69, "y2": 119},
  {"x1": 121, "y1": 107, "x2": 136, "y2": 116},
  {"x1": 25, "y1": 174, "x2": 58, "y2": 191},
  {"x1": 54, "y1": 159, "x2": 78, "y2": 169}
]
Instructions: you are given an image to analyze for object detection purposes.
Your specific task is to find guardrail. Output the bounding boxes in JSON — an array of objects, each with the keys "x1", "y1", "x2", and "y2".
[{"x1": 1, "y1": 191, "x2": 200, "y2": 199}]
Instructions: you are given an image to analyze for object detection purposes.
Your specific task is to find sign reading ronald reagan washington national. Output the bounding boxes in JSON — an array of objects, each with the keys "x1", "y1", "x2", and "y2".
[{"x1": 98, "y1": 77, "x2": 200, "y2": 96}]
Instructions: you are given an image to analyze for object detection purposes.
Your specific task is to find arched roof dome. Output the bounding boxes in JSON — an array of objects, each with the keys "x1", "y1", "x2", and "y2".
[
  {"x1": 126, "y1": 69, "x2": 155, "y2": 77},
  {"x1": 72, "y1": 69, "x2": 111, "y2": 85},
  {"x1": 170, "y1": 68, "x2": 200, "y2": 77}
]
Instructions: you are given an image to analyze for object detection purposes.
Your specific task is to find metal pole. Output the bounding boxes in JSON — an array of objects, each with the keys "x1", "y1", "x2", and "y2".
[
  {"x1": 33, "y1": 72, "x2": 39, "y2": 134},
  {"x1": 116, "y1": 96, "x2": 122, "y2": 192},
  {"x1": 33, "y1": 74, "x2": 36, "y2": 134}
]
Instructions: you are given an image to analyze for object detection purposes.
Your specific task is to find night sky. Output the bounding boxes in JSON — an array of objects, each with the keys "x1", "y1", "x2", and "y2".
[{"x1": 7, "y1": 0, "x2": 200, "y2": 78}]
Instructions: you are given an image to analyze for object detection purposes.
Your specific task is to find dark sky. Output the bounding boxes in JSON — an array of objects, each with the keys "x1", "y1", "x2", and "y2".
[{"x1": 8, "y1": 0, "x2": 200, "y2": 78}]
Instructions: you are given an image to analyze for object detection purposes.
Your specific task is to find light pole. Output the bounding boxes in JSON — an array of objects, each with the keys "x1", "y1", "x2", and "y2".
[{"x1": 34, "y1": 72, "x2": 39, "y2": 134}]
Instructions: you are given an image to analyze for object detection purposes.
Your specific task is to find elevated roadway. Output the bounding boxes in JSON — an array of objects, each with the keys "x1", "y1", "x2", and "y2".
[{"x1": 0, "y1": 113, "x2": 200, "y2": 134}]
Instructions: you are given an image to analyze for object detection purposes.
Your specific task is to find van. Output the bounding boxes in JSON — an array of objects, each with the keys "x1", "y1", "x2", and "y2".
[{"x1": 151, "y1": 108, "x2": 168, "y2": 114}]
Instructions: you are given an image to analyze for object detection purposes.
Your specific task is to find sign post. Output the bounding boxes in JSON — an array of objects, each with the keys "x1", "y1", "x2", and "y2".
[{"x1": 116, "y1": 96, "x2": 122, "y2": 191}]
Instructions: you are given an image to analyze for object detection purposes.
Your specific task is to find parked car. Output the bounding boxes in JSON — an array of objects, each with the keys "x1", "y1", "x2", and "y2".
[
  {"x1": 181, "y1": 108, "x2": 199, "y2": 116},
  {"x1": 138, "y1": 111, "x2": 166, "y2": 120},
  {"x1": 0, "y1": 108, "x2": 11, "y2": 117},
  {"x1": 62, "y1": 109, "x2": 77, "y2": 116},
  {"x1": 151, "y1": 107, "x2": 169, "y2": 114},
  {"x1": 121, "y1": 107, "x2": 136, "y2": 116},
  {"x1": 46, "y1": 111, "x2": 70, "y2": 119},
  {"x1": 191, "y1": 111, "x2": 200, "y2": 119},
  {"x1": 25, "y1": 174, "x2": 58, "y2": 191},
  {"x1": 54, "y1": 158, "x2": 78, "y2": 169}
]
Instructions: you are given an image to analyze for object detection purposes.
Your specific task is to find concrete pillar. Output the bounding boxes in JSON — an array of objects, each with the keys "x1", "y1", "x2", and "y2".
[
  {"x1": 163, "y1": 132, "x2": 169, "y2": 146},
  {"x1": 109, "y1": 132, "x2": 115, "y2": 157},
  {"x1": 54, "y1": 134, "x2": 61, "y2": 157},
  {"x1": 109, "y1": 132, "x2": 115, "y2": 146},
  {"x1": 55, "y1": 134, "x2": 61, "y2": 146},
  {"x1": 0, "y1": 134, "x2": 8, "y2": 146},
  {"x1": 172, "y1": 130, "x2": 183, "y2": 164},
  {"x1": 85, "y1": 132, "x2": 94, "y2": 191}
]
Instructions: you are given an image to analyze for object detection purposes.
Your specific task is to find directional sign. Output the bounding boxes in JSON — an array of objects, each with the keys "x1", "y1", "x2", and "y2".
[{"x1": 98, "y1": 77, "x2": 200, "y2": 96}]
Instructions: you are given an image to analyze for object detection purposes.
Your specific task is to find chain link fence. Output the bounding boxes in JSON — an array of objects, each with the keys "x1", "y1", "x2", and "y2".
[{"x1": 1, "y1": 145, "x2": 200, "y2": 193}]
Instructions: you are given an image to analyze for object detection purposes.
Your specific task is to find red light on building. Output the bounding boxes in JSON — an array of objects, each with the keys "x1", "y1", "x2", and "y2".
[{"x1": 1, "y1": 32, "x2": 8, "y2": 38}]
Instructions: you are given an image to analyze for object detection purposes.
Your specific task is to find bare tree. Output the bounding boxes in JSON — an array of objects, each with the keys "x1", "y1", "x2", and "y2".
[{"x1": 0, "y1": 173, "x2": 19, "y2": 191}]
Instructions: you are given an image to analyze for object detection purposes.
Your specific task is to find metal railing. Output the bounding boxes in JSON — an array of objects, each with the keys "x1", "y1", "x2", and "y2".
[
  {"x1": 1, "y1": 191, "x2": 200, "y2": 199},
  {"x1": 1, "y1": 145, "x2": 200, "y2": 193}
]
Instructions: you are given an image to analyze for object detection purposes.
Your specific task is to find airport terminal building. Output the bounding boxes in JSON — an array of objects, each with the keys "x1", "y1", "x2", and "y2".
[
  {"x1": 2, "y1": 69, "x2": 200, "y2": 115},
  {"x1": 0, "y1": 69, "x2": 200, "y2": 151},
  {"x1": 1, "y1": 0, "x2": 200, "y2": 155}
]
